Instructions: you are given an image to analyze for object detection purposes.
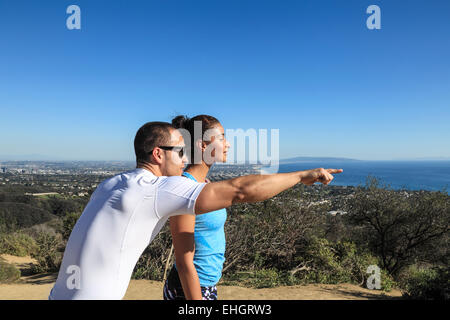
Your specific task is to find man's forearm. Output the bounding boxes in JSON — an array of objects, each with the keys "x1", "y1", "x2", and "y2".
[
  {"x1": 195, "y1": 168, "x2": 342, "y2": 214},
  {"x1": 231, "y1": 171, "x2": 305, "y2": 203}
]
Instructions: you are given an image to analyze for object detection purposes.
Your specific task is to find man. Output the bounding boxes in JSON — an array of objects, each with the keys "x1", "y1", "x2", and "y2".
[{"x1": 49, "y1": 121, "x2": 342, "y2": 299}]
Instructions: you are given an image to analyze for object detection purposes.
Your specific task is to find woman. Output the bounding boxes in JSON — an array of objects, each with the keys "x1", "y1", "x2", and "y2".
[{"x1": 163, "y1": 114, "x2": 230, "y2": 300}]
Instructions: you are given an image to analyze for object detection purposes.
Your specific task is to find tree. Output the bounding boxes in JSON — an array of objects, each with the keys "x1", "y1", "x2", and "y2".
[
  {"x1": 345, "y1": 178, "x2": 449, "y2": 276},
  {"x1": 61, "y1": 212, "x2": 82, "y2": 241},
  {"x1": 0, "y1": 202, "x2": 55, "y2": 232}
]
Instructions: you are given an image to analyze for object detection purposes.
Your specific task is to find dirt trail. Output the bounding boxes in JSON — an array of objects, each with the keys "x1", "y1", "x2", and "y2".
[{"x1": 0, "y1": 254, "x2": 403, "y2": 300}]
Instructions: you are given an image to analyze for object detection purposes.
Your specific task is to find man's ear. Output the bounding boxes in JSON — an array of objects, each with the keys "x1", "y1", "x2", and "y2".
[{"x1": 150, "y1": 148, "x2": 164, "y2": 164}]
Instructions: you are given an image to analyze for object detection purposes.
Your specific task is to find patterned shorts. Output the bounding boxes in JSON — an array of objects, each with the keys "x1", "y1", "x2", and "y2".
[{"x1": 163, "y1": 266, "x2": 218, "y2": 300}]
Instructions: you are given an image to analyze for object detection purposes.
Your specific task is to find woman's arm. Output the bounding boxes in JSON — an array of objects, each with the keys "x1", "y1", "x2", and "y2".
[{"x1": 169, "y1": 214, "x2": 203, "y2": 300}]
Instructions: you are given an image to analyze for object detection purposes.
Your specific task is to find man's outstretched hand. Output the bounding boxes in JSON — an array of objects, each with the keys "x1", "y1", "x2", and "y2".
[{"x1": 300, "y1": 168, "x2": 343, "y2": 186}]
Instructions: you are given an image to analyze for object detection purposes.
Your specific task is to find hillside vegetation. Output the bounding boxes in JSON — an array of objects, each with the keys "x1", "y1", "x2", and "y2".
[{"x1": 0, "y1": 178, "x2": 448, "y2": 300}]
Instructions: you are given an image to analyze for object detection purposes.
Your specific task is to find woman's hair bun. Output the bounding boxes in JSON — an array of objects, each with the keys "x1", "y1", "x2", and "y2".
[{"x1": 171, "y1": 115, "x2": 190, "y2": 129}]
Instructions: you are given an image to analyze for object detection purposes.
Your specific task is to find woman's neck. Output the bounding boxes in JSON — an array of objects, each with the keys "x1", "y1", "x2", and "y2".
[{"x1": 184, "y1": 162, "x2": 211, "y2": 182}]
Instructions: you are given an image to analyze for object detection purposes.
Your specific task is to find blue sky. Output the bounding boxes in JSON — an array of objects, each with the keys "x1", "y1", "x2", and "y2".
[{"x1": 0, "y1": 0, "x2": 449, "y2": 161}]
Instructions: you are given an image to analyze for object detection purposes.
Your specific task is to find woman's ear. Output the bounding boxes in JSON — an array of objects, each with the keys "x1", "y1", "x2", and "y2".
[{"x1": 195, "y1": 139, "x2": 206, "y2": 152}]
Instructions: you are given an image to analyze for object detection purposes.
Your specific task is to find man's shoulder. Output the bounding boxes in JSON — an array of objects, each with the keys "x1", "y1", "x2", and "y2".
[
  {"x1": 156, "y1": 175, "x2": 205, "y2": 196},
  {"x1": 93, "y1": 169, "x2": 158, "y2": 196},
  {"x1": 157, "y1": 175, "x2": 201, "y2": 186}
]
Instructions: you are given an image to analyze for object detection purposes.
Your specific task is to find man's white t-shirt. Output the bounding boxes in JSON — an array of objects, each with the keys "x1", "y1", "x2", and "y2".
[{"x1": 49, "y1": 168, "x2": 205, "y2": 300}]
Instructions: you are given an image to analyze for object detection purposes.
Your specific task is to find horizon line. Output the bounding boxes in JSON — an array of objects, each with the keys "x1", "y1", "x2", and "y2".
[{"x1": 1, "y1": 156, "x2": 450, "y2": 163}]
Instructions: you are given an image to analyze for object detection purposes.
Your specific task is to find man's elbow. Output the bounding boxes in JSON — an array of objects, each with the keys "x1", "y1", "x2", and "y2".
[
  {"x1": 229, "y1": 180, "x2": 247, "y2": 204},
  {"x1": 232, "y1": 190, "x2": 246, "y2": 204}
]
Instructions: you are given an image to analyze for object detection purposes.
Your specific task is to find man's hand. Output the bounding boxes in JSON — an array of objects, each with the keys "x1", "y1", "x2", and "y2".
[{"x1": 300, "y1": 168, "x2": 343, "y2": 186}]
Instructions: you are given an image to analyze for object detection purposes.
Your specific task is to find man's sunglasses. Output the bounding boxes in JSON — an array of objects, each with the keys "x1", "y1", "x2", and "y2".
[{"x1": 149, "y1": 146, "x2": 185, "y2": 158}]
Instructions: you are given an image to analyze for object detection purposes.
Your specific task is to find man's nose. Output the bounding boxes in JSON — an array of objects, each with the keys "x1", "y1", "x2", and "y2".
[{"x1": 182, "y1": 154, "x2": 188, "y2": 163}]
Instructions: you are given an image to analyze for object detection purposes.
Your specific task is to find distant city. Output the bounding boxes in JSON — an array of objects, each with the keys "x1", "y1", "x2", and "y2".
[
  {"x1": 4, "y1": 160, "x2": 442, "y2": 217},
  {"x1": 0, "y1": 161, "x2": 260, "y2": 176},
  {"x1": 1, "y1": 159, "x2": 449, "y2": 196},
  {"x1": 0, "y1": 161, "x2": 261, "y2": 197},
  {"x1": 0, "y1": 161, "x2": 135, "y2": 176}
]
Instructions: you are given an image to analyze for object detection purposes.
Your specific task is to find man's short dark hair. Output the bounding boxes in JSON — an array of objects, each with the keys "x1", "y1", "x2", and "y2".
[{"x1": 134, "y1": 122, "x2": 175, "y2": 163}]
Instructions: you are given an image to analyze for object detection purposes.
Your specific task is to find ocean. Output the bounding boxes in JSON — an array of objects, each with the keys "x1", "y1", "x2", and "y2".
[{"x1": 277, "y1": 161, "x2": 450, "y2": 193}]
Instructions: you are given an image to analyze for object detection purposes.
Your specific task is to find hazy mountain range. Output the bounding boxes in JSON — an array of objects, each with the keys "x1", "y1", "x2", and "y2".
[
  {"x1": 279, "y1": 157, "x2": 362, "y2": 163},
  {"x1": 280, "y1": 156, "x2": 450, "y2": 163}
]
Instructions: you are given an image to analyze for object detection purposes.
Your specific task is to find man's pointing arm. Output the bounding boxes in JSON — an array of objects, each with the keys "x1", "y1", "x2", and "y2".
[{"x1": 195, "y1": 168, "x2": 343, "y2": 214}]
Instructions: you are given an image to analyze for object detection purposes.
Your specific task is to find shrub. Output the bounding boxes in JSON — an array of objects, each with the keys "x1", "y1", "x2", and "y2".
[
  {"x1": 47, "y1": 197, "x2": 85, "y2": 218},
  {"x1": 61, "y1": 212, "x2": 82, "y2": 241},
  {"x1": 345, "y1": 177, "x2": 450, "y2": 277},
  {"x1": 25, "y1": 220, "x2": 61, "y2": 239},
  {"x1": 132, "y1": 224, "x2": 173, "y2": 281},
  {"x1": 294, "y1": 237, "x2": 381, "y2": 285},
  {"x1": 0, "y1": 259, "x2": 21, "y2": 283},
  {"x1": 399, "y1": 265, "x2": 449, "y2": 300},
  {"x1": 380, "y1": 269, "x2": 396, "y2": 292},
  {"x1": 0, "y1": 202, "x2": 56, "y2": 232},
  {"x1": 221, "y1": 269, "x2": 298, "y2": 288},
  {"x1": 223, "y1": 193, "x2": 325, "y2": 275},
  {"x1": 30, "y1": 232, "x2": 63, "y2": 273},
  {"x1": 249, "y1": 269, "x2": 286, "y2": 288},
  {"x1": 0, "y1": 232, "x2": 38, "y2": 257},
  {"x1": 132, "y1": 257, "x2": 164, "y2": 281}
]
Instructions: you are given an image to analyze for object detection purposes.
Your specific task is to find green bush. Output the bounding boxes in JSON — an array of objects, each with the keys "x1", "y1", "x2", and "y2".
[
  {"x1": 295, "y1": 237, "x2": 385, "y2": 287},
  {"x1": 224, "y1": 196, "x2": 325, "y2": 275},
  {"x1": 61, "y1": 212, "x2": 81, "y2": 241},
  {"x1": 0, "y1": 259, "x2": 21, "y2": 283},
  {"x1": 221, "y1": 269, "x2": 298, "y2": 288},
  {"x1": 345, "y1": 178, "x2": 450, "y2": 277},
  {"x1": 132, "y1": 224, "x2": 173, "y2": 281},
  {"x1": 399, "y1": 265, "x2": 449, "y2": 300},
  {"x1": 249, "y1": 269, "x2": 282, "y2": 288},
  {"x1": 379, "y1": 269, "x2": 396, "y2": 292},
  {"x1": 221, "y1": 238, "x2": 387, "y2": 289},
  {"x1": 30, "y1": 232, "x2": 63, "y2": 273},
  {"x1": 47, "y1": 197, "x2": 85, "y2": 218},
  {"x1": 0, "y1": 232, "x2": 38, "y2": 257},
  {"x1": 132, "y1": 259, "x2": 162, "y2": 280},
  {"x1": 0, "y1": 202, "x2": 56, "y2": 232}
]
